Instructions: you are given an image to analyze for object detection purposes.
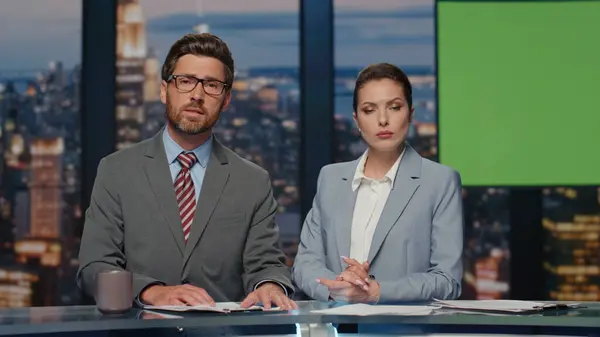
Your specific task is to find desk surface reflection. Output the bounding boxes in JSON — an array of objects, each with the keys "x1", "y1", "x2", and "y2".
[{"x1": 0, "y1": 301, "x2": 599, "y2": 336}]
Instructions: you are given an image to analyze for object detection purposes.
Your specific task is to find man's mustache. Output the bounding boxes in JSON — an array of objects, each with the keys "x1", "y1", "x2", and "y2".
[{"x1": 180, "y1": 103, "x2": 205, "y2": 113}]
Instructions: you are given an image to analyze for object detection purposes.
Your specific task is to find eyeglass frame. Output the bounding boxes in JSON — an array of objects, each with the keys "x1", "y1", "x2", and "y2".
[{"x1": 166, "y1": 74, "x2": 229, "y2": 95}]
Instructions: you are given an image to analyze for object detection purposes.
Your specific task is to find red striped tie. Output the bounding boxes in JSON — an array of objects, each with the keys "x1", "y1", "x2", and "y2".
[{"x1": 175, "y1": 152, "x2": 197, "y2": 243}]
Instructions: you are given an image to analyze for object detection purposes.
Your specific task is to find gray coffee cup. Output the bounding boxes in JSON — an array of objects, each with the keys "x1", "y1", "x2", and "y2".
[{"x1": 96, "y1": 270, "x2": 133, "y2": 314}]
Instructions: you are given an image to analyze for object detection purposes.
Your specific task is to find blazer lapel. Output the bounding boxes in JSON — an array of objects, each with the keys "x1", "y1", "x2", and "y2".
[
  {"x1": 334, "y1": 160, "x2": 360, "y2": 268},
  {"x1": 183, "y1": 138, "x2": 230, "y2": 267},
  {"x1": 142, "y1": 132, "x2": 186, "y2": 255},
  {"x1": 367, "y1": 144, "x2": 422, "y2": 262}
]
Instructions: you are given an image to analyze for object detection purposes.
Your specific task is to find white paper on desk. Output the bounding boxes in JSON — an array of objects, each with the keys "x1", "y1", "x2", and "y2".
[
  {"x1": 433, "y1": 299, "x2": 580, "y2": 313},
  {"x1": 140, "y1": 309, "x2": 185, "y2": 319},
  {"x1": 143, "y1": 302, "x2": 282, "y2": 313},
  {"x1": 311, "y1": 304, "x2": 438, "y2": 316},
  {"x1": 432, "y1": 308, "x2": 543, "y2": 317}
]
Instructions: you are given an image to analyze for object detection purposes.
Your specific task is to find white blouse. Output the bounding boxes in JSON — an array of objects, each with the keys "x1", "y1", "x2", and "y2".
[{"x1": 349, "y1": 149, "x2": 404, "y2": 262}]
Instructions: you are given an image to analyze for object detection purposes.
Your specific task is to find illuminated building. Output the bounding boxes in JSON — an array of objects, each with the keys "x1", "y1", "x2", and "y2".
[
  {"x1": 144, "y1": 48, "x2": 160, "y2": 102},
  {"x1": 543, "y1": 187, "x2": 600, "y2": 301},
  {"x1": 473, "y1": 248, "x2": 510, "y2": 299},
  {"x1": 0, "y1": 269, "x2": 39, "y2": 308},
  {"x1": 116, "y1": 0, "x2": 146, "y2": 59},
  {"x1": 0, "y1": 15, "x2": 82, "y2": 306},
  {"x1": 1, "y1": 100, "x2": 27, "y2": 257},
  {"x1": 25, "y1": 83, "x2": 37, "y2": 97},
  {"x1": 257, "y1": 86, "x2": 279, "y2": 114},
  {"x1": 416, "y1": 122, "x2": 437, "y2": 137},
  {"x1": 233, "y1": 80, "x2": 250, "y2": 101},
  {"x1": 10, "y1": 138, "x2": 65, "y2": 307},
  {"x1": 29, "y1": 138, "x2": 64, "y2": 240},
  {"x1": 461, "y1": 188, "x2": 511, "y2": 300},
  {"x1": 116, "y1": 0, "x2": 147, "y2": 149},
  {"x1": 48, "y1": 61, "x2": 66, "y2": 89}
]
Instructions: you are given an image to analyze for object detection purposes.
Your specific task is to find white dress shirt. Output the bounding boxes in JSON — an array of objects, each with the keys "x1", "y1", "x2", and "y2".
[{"x1": 349, "y1": 149, "x2": 405, "y2": 262}]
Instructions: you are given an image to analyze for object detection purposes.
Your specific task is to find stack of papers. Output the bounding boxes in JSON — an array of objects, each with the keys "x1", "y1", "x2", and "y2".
[
  {"x1": 143, "y1": 302, "x2": 282, "y2": 313},
  {"x1": 433, "y1": 299, "x2": 581, "y2": 313},
  {"x1": 311, "y1": 304, "x2": 438, "y2": 316}
]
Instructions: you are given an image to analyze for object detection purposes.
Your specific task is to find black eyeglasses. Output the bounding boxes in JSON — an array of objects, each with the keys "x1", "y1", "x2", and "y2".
[{"x1": 167, "y1": 74, "x2": 228, "y2": 95}]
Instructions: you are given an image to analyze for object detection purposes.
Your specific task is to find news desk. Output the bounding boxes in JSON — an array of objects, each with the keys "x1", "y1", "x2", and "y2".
[{"x1": 0, "y1": 301, "x2": 599, "y2": 337}]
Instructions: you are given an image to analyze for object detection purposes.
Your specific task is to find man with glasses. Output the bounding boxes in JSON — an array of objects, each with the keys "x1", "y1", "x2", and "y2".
[{"x1": 77, "y1": 33, "x2": 297, "y2": 311}]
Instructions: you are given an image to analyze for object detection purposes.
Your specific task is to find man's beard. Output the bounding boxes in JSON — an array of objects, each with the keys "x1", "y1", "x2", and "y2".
[{"x1": 166, "y1": 100, "x2": 222, "y2": 135}]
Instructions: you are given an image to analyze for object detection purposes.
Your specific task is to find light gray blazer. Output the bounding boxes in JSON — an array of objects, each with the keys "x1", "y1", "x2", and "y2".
[
  {"x1": 77, "y1": 130, "x2": 292, "y2": 303},
  {"x1": 292, "y1": 144, "x2": 464, "y2": 303}
]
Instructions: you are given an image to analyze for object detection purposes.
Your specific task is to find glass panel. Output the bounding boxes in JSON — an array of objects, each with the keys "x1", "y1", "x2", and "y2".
[
  {"x1": 0, "y1": 0, "x2": 82, "y2": 307},
  {"x1": 115, "y1": 0, "x2": 301, "y2": 266},
  {"x1": 333, "y1": 0, "x2": 437, "y2": 162},
  {"x1": 333, "y1": 1, "x2": 513, "y2": 300}
]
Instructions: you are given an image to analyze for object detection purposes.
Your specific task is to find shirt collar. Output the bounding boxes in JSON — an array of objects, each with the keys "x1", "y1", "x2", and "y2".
[
  {"x1": 162, "y1": 127, "x2": 212, "y2": 168},
  {"x1": 351, "y1": 147, "x2": 405, "y2": 191}
]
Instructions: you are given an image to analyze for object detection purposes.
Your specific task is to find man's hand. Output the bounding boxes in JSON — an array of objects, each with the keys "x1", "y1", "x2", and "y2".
[
  {"x1": 317, "y1": 278, "x2": 380, "y2": 304},
  {"x1": 140, "y1": 284, "x2": 215, "y2": 306},
  {"x1": 240, "y1": 282, "x2": 298, "y2": 310}
]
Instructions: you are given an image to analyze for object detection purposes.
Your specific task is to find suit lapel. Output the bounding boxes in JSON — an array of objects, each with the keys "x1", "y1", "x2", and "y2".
[
  {"x1": 334, "y1": 160, "x2": 360, "y2": 268},
  {"x1": 367, "y1": 144, "x2": 422, "y2": 262},
  {"x1": 183, "y1": 138, "x2": 230, "y2": 267},
  {"x1": 142, "y1": 132, "x2": 185, "y2": 255}
]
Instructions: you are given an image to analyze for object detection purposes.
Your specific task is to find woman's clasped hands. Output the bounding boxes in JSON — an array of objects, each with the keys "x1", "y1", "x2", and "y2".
[{"x1": 316, "y1": 256, "x2": 380, "y2": 303}]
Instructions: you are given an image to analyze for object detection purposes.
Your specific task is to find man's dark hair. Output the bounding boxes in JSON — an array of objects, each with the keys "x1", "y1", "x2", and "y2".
[
  {"x1": 161, "y1": 33, "x2": 235, "y2": 88},
  {"x1": 352, "y1": 63, "x2": 413, "y2": 111}
]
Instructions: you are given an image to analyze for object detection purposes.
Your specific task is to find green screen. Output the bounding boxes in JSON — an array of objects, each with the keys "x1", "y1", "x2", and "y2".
[{"x1": 437, "y1": 1, "x2": 600, "y2": 186}]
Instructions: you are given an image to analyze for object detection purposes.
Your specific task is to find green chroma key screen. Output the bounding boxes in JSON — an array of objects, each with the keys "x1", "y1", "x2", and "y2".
[{"x1": 437, "y1": 0, "x2": 600, "y2": 186}]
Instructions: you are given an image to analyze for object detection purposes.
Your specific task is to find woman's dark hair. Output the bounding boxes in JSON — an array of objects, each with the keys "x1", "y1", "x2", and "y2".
[
  {"x1": 352, "y1": 63, "x2": 413, "y2": 111},
  {"x1": 161, "y1": 33, "x2": 235, "y2": 88}
]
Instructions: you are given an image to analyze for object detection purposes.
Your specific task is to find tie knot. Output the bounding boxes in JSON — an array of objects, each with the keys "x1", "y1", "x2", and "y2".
[{"x1": 177, "y1": 152, "x2": 197, "y2": 169}]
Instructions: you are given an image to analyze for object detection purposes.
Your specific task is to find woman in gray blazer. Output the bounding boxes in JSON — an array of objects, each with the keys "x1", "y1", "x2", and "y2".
[{"x1": 292, "y1": 63, "x2": 464, "y2": 304}]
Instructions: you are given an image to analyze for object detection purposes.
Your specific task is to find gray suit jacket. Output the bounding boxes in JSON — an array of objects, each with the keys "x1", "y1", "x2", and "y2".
[
  {"x1": 292, "y1": 144, "x2": 463, "y2": 303},
  {"x1": 77, "y1": 131, "x2": 292, "y2": 303}
]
